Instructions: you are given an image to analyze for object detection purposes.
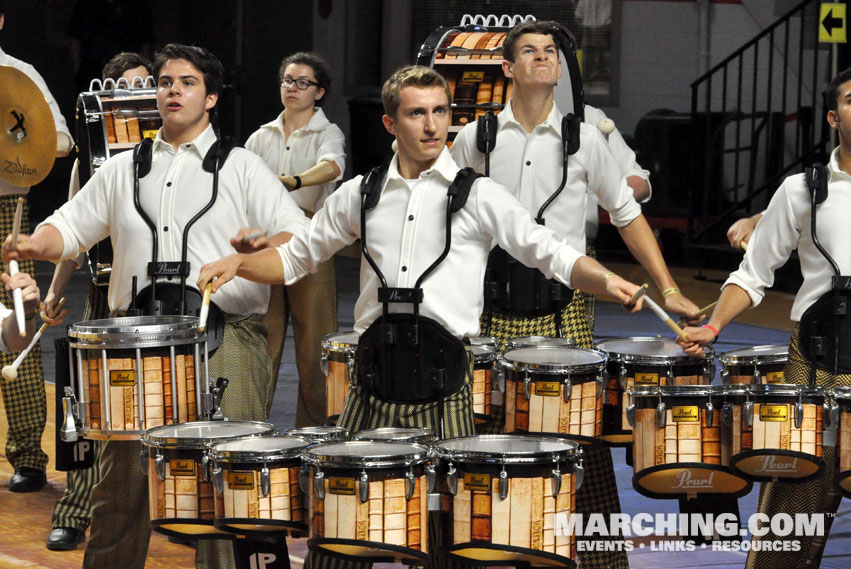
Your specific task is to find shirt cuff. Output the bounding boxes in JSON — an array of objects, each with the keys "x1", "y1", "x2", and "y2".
[
  {"x1": 607, "y1": 198, "x2": 642, "y2": 227},
  {"x1": 316, "y1": 153, "x2": 346, "y2": 182},
  {"x1": 723, "y1": 273, "x2": 764, "y2": 309},
  {"x1": 35, "y1": 217, "x2": 75, "y2": 261}
]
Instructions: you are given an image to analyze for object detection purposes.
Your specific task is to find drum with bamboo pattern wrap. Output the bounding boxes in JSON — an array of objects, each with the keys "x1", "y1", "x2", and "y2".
[
  {"x1": 595, "y1": 337, "x2": 715, "y2": 446},
  {"x1": 835, "y1": 386, "x2": 851, "y2": 497},
  {"x1": 209, "y1": 435, "x2": 311, "y2": 535},
  {"x1": 305, "y1": 440, "x2": 432, "y2": 564},
  {"x1": 720, "y1": 344, "x2": 789, "y2": 385},
  {"x1": 723, "y1": 384, "x2": 827, "y2": 481},
  {"x1": 352, "y1": 427, "x2": 435, "y2": 445},
  {"x1": 140, "y1": 420, "x2": 274, "y2": 538},
  {"x1": 628, "y1": 385, "x2": 751, "y2": 499},
  {"x1": 500, "y1": 346, "x2": 606, "y2": 446},
  {"x1": 68, "y1": 316, "x2": 211, "y2": 440},
  {"x1": 321, "y1": 331, "x2": 358, "y2": 424},
  {"x1": 434, "y1": 434, "x2": 581, "y2": 568},
  {"x1": 281, "y1": 425, "x2": 348, "y2": 443}
]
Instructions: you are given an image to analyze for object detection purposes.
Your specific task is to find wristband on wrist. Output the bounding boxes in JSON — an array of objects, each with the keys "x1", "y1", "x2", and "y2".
[
  {"x1": 603, "y1": 272, "x2": 616, "y2": 285},
  {"x1": 25, "y1": 310, "x2": 38, "y2": 321},
  {"x1": 702, "y1": 324, "x2": 719, "y2": 343},
  {"x1": 662, "y1": 287, "x2": 681, "y2": 297},
  {"x1": 293, "y1": 175, "x2": 302, "y2": 190}
]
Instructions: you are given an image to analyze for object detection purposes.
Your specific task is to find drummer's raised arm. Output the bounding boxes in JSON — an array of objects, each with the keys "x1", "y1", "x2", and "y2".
[
  {"x1": 56, "y1": 133, "x2": 73, "y2": 158},
  {"x1": 2, "y1": 225, "x2": 65, "y2": 264}
]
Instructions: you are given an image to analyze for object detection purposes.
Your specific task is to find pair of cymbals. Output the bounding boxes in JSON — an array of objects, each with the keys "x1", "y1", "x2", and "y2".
[{"x1": 0, "y1": 65, "x2": 56, "y2": 187}]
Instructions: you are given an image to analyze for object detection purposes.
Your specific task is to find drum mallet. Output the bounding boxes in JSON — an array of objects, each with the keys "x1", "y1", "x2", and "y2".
[
  {"x1": 597, "y1": 118, "x2": 615, "y2": 137},
  {"x1": 633, "y1": 283, "x2": 689, "y2": 342},
  {"x1": 2, "y1": 296, "x2": 66, "y2": 380},
  {"x1": 199, "y1": 281, "x2": 212, "y2": 333},
  {"x1": 7, "y1": 197, "x2": 26, "y2": 337}
]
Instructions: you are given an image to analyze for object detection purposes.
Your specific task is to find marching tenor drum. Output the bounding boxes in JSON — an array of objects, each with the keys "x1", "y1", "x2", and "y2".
[
  {"x1": 305, "y1": 440, "x2": 432, "y2": 563},
  {"x1": 595, "y1": 337, "x2": 715, "y2": 446},
  {"x1": 835, "y1": 386, "x2": 851, "y2": 497},
  {"x1": 320, "y1": 331, "x2": 358, "y2": 424},
  {"x1": 628, "y1": 385, "x2": 751, "y2": 499},
  {"x1": 434, "y1": 434, "x2": 582, "y2": 568},
  {"x1": 352, "y1": 427, "x2": 436, "y2": 445},
  {"x1": 720, "y1": 345, "x2": 789, "y2": 385},
  {"x1": 209, "y1": 435, "x2": 311, "y2": 536},
  {"x1": 724, "y1": 385, "x2": 828, "y2": 480},
  {"x1": 501, "y1": 346, "x2": 606, "y2": 445},
  {"x1": 281, "y1": 425, "x2": 348, "y2": 443},
  {"x1": 504, "y1": 336, "x2": 576, "y2": 351},
  {"x1": 65, "y1": 316, "x2": 212, "y2": 439},
  {"x1": 140, "y1": 420, "x2": 274, "y2": 538}
]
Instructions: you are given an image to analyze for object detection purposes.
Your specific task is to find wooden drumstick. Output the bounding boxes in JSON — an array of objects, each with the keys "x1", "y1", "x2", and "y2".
[
  {"x1": 8, "y1": 197, "x2": 26, "y2": 337},
  {"x1": 641, "y1": 293, "x2": 689, "y2": 342},
  {"x1": 627, "y1": 283, "x2": 648, "y2": 307},
  {"x1": 739, "y1": 239, "x2": 748, "y2": 251},
  {"x1": 694, "y1": 301, "x2": 718, "y2": 319},
  {"x1": 199, "y1": 282, "x2": 212, "y2": 333},
  {"x1": 239, "y1": 230, "x2": 267, "y2": 245},
  {"x1": 2, "y1": 297, "x2": 66, "y2": 380}
]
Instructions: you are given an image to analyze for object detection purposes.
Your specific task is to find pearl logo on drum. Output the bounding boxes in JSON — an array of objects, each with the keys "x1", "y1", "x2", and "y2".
[
  {"x1": 672, "y1": 470, "x2": 715, "y2": 489},
  {"x1": 756, "y1": 455, "x2": 799, "y2": 473}
]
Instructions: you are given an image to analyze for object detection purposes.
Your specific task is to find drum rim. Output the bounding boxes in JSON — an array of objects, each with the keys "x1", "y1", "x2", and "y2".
[
  {"x1": 471, "y1": 344, "x2": 496, "y2": 362},
  {"x1": 834, "y1": 385, "x2": 851, "y2": 400},
  {"x1": 209, "y1": 435, "x2": 312, "y2": 462},
  {"x1": 434, "y1": 434, "x2": 579, "y2": 464},
  {"x1": 500, "y1": 346, "x2": 607, "y2": 373},
  {"x1": 351, "y1": 427, "x2": 436, "y2": 443},
  {"x1": 595, "y1": 336, "x2": 714, "y2": 364},
  {"x1": 719, "y1": 344, "x2": 789, "y2": 366},
  {"x1": 304, "y1": 440, "x2": 432, "y2": 468},
  {"x1": 69, "y1": 315, "x2": 205, "y2": 348},
  {"x1": 629, "y1": 384, "x2": 726, "y2": 398},
  {"x1": 281, "y1": 426, "x2": 348, "y2": 442},
  {"x1": 724, "y1": 384, "x2": 827, "y2": 398},
  {"x1": 468, "y1": 335, "x2": 497, "y2": 348},
  {"x1": 140, "y1": 420, "x2": 275, "y2": 449},
  {"x1": 322, "y1": 331, "x2": 359, "y2": 351},
  {"x1": 505, "y1": 335, "x2": 576, "y2": 348}
]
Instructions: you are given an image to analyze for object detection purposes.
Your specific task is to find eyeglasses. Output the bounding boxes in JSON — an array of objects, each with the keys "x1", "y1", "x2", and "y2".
[{"x1": 281, "y1": 76, "x2": 319, "y2": 91}]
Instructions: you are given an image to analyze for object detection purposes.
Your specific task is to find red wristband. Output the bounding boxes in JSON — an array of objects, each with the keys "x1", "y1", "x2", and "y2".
[{"x1": 702, "y1": 324, "x2": 719, "y2": 338}]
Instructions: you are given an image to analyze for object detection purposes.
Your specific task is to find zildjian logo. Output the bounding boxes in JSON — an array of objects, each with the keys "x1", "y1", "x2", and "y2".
[{"x1": 3, "y1": 157, "x2": 37, "y2": 179}]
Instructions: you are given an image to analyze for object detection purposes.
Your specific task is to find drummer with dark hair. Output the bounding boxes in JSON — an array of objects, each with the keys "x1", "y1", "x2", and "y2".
[
  {"x1": 3, "y1": 43, "x2": 308, "y2": 569},
  {"x1": 679, "y1": 65, "x2": 851, "y2": 569}
]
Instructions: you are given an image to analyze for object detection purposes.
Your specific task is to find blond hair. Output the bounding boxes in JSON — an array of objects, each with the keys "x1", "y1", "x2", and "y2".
[{"x1": 381, "y1": 66, "x2": 452, "y2": 118}]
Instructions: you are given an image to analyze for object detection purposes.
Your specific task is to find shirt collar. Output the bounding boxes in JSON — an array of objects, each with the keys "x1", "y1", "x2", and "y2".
[
  {"x1": 498, "y1": 98, "x2": 563, "y2": 134},
  {"x1": 262, "y1": 107, "x2": 332, "y2": 136},
  {"x1": 153, "y1": 123, "x2": 217, "y2": 158},
  {"x1": 386, "y1": 146, "x2": 458, "y2": 187}
]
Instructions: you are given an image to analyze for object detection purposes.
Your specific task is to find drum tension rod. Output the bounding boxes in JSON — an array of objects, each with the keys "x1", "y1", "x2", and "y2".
[
  {"x1": 155, "y1": 452, "x2": 167, "y2": 481},
  {"x1": 705, "y1": 394, "x2": 715, "y2": 428},
  {"x1": 359, "y1": 470, "x2": 369, "y2": 503},
  {"x1": 745, "y1": 397, "x2": 755, "y2": 428},
  {"x1": 795, "y1": 394, "x2": 804, "y2": 429},
  {"x1": 213, "y1": 464, "x2": 224, "y2": 494},
  {"x1": 261, "y1": 464, "x2": 271, "y2": 498},
  {"x1": 563, "y1": 373, "x2": 572, "y2": 403},
  {"x1": 405, "y1": 468, "x2": 416, "y2": 501},
  {"x1": 499, "y1": 464, "x2": 509, "y2": 501},
  {"x1": 447, "y1": 462, "x2": 458, "y2": 495},
  {"x1": 314, "y1": 470, "x2": 326, "y2": 499},
  {"x1": 657, "y1": 395, "x2": 666, "y2": 428},
  {"x1": 551, "y1": 465, "x2": 562, "y2": 497}
]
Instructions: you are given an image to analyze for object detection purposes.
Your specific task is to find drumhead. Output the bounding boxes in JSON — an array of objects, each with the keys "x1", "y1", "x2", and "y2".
[
  {"x1": 141, "y1": 421, "x2": 274, "y2": 449},
  {"x1": 501, "y1": 346, "x2": 606, "y2": 374},
  {"x1": 69, "y1": 315, "x2": 205, "y2": 349},
  {"x1": 595, "y1": 337, "x2": 712, "y2": 364},
  {"x1": 435, "y1": 434, "x2": 578, "y2": 464},
  {"x1": 352, "y1": 427, "x2": 435, "y2": 444},
  {"x1": 505, "y1": 336, "x2": 575, "y2": 350},
  {"x1": 305, "y1": 441, "x2": 431, "y2": 469},
  {"x1": 720, "y1": 344, "x2": 788, "y2": 366},
  {"x1": 322, "y1": 331, "x2": 359, "y2": 351},
  {"x1": 209, "y1": 435, "x2": 311, "y2": 463},
  {"x1": 282, "y1": 426, "x2": 348, "y2": 442}
]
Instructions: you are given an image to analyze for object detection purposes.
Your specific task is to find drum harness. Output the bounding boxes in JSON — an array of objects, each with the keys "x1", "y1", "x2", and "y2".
[
  {"x1": 356, "y1": 165, "x2": 482, "y2": 439},
  {"x1": 478, "y1": 25, "x2": 585, "y2": 338}
]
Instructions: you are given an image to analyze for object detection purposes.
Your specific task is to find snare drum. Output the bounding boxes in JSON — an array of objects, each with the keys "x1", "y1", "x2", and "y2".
[
  {"x1": 140, "y1": 420, "x2": 274, "y2": 538},
  {"x1": 628, "y1": 385, "x2": 751, "y2": 499},
  {"x1": 209, "y1": 436, "x2": 310, "y2": 536},
  {"x1": 724, "y1": 385, "x2": 827, "y2": 480},
  {"x1": 320, "y1": 332, "x2": 358, "y2": 423},
  {"x1": 720, "y1": 345, "x2": 788, "y2": 385},
  {"x1": 501, "y1": 347, "x2": 606, "y2": 445},
  {"x1": 67, "y1": 316, "x2": 210, "y2": 439},
  {"x1": 352, "y1": 427, "x2": 436, "y2": 445},
  {"x1": 434, "y1": 434, "x2": 581, "y2": 568},
  {"x1": 835, "y1": 386, "x2": 851, "y2": 497},
  {"x1": 595, "y1": 337, "x2": 715, "y2": 446},
  {"x1": 281, "y1": 426, "x2": 348, "y2": 443},
  {"x1": 470, "y1": 336, "x2": 497, "y2": 431},
  {"x1": 305, "y1": 441, "x2": 432, "y2": 563}
]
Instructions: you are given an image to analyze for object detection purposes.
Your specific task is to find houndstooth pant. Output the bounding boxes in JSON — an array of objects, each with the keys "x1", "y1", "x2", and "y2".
[{"x1": 0, "y1": 195, "x2": 48, "y2": 471}]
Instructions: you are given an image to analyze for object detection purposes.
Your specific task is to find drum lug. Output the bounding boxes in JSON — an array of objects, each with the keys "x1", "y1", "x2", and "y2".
[
  {"x1": 626, "y1": 402, "x2": 636, "y2": 427},
  {"x1": 619, "y1": 364, "x2": 627, "y2": 391},
  {"x1": 829, "y1": 402, "x2": 840, "y2": 431},
  {"x1": 499, "y1": 468, "x2": 508, "y2": 501},
  {"x1": 447, "y1": 463, "x2": 458, "y2": 496},
  {"x1": 596, "y1": 373, "x2": 604, "y2": 398},
  {"x1": 201, "y1": 454, "x2": 211, "y2": 482},
  {"x1": 722, "y1": 402, "x2": 733, "y2": 426},
  {"x1": 551, "y1": 467, "x2": 561, "y2": 497},
  {"x1": 155, "y1": 453, "x2": 166, "y2": 481},
  {"x1": 795, "y1": 400, "x2": 804, "y2": 430},
  {"x1": 314, "y1": 470, "x2": 326, "y2": 500},
  {"x1": 320, "y1": 354, "x2": 329, "y2": 377},
  {"x1": 61, "y1": 388, "x2": 79, "y2": 443},
  {"x1": 359, "y1": 470, "x2": 370, "y2": 503},
  {"x1": 754, "y1": 366, "x2": 761, "y2": 384},
  {"x1": 745, "y1": 400, "x2": 754, "y2": 427},
  {"x1": 667, "y1": 368, "x2": 674, "y2": 384},
  {"x1": 299, "y1": 467, "x2": 310, "y2": 494},
  {"x1": 261, "y1": 465, "x2": 271, "y2": 498},
  {"x1": 574, "y1": 457, "x2": 585, "y2": 491},
  {"x1": 213, "y1": 465, "x2": 224, "y2": 494},
  {"x1": 405, "y1": 469, "x2": 416, "y2": 501},
  {"x1": 139, "y1": 450, "x2": 148, "y2": 476},
  {"x1": 720, "y1": 368, "x2": 729, "y2": 383},
  {"x1": 347, "y1": 358, "x2": 356, "y2": 386},
  {"x1": 563, "y1": 378, "x2": 572, "y2": 403},
  {"x1": 657, "y1": 400, "x2": 667, "y2": 428},
  {"x1": 496, "y1": 358, "x2": 505, "y2": 392},
  {"x1": 705, "y1": 400, "x2": 715, "y2": 428},
  {"x1": 426, "y1": 463, "x2": 437, "y2": 493},
  {"x1": 209, "y1": 377, "x2": 229, "y2": 421},
  {"x1": 524, "y1": 374, "x2": 531, "y2": 400}
]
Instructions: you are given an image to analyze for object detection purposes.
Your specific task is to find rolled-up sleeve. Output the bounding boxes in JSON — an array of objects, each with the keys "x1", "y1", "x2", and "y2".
[
  {"x1": 585, "y1": 127, "x2": 641, "y2": 226},
  {"x1": 242, "y1": 153, "x2": 310, "y2": 236},
  {"x1": 316, "y1": 125, "x2": 347, "y2": 183}
]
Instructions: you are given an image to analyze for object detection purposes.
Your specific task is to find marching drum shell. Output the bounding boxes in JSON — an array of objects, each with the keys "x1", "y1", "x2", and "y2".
[
  {"x1": 835, "y1": 386, "x2": 851, "y2": 497},
  {"x1": 140, "y1": 421, "x2": 274, "y2": 538},
  {"x1": 352, "y1": 427, "x2": 436, "y2": 445},
  {"x1": 501, "y1": 347, "x2": 607, "y2": 446},
  {"x1": 68, "y1": 316, "x2": 210, "y2": 440},
  {"x1": 321, "y1": 331, "x2": 358, "y2": 424},
  {"x1": 596, "y1": 337, "x2": 716, "y2": 446},
  {"x1": 281, "y1": 425, "x2": 348, "y2": 443},
  {"x1": 720, "y1": 344, "x2": 788, "y2": 385},
  {"x1": 209, "y1": 435, "x2": 312, "y2": 535},
  {"x1": 628, "y1": 385, "x2": 751, "y2": 499},
  {"x1": 433, "y1": 435, "x2": 579, "y2": 568},
  {"x1": 470, "y1": 336, "x2": 498, "y2": 433},
  {"x1": 304, "y1": 441, "x2": 432, "y2": 563},
  {"x1": 724, "y1": 384, "x2": 826, "y2": 481}
]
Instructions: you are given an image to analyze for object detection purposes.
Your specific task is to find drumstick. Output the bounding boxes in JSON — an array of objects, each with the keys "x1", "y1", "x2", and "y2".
[
  {"x1": 628, "y1": 283, "x2": 648, "y2": 306},
  {"x1": 2, "y1": 297, "x2": 66, "y2": 380},
  {"x1": 239, "y1": 230, "x2": 267, "y2": 245},
  {"x1": 739, "y1": 240, "x2": 748, "y2": 251},
  {"x1": 199, "y1": 282, "x2": 212, "y2": 333},
  {"x1": 8, "y1": 197, "x2": 25, "y2": 337},
  {"x1": 642, "y1": 293, "x2": 689, "y2": 342},
  {"x1": 694, "y1": 301, "x2": 718, "y2": 319}
]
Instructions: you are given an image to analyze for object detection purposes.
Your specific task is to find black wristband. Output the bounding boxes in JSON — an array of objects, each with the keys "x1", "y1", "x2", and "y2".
[{"x1": 293, "y1": 175, "x2": 302, "y2": 190}]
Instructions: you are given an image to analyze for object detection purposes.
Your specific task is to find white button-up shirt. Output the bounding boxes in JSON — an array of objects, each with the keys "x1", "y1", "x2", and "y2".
[
  {"x1": 0, "y1": 302, "x2": 11, "y2": 353},
  {"x1": 276, "y1": 148, "x2": 584, "y2": 338},
  {"x1": 244, "y1": 108, "x2": 345, "y2": 213},
  {"x1": 726, "y1": 147, "x2": 851, "y2": 321},
  {"x1": 0, "y1": 46, "x2": 73, "y2": 196},
  {"x1": 450, "y1": 100, "x2": 640, "y2": 252},
  {"x1": 41, "y1": 125, "x2": 309, "y2": 314}
]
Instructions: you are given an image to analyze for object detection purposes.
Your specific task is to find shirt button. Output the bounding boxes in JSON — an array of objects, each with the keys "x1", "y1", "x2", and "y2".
[
  {"x1": 164, "y1": 226, "x2": 169, "y2": 232},
  {"x1": 526, "y1": 160, "x2": 531, "y2": 166},
  {"x1": 166, "y1": 182, "x2": 172, "y2": 187},
  {"x1": 286, "y1": 146, "x2": 290, "y2": 150},
  {"x1": 408, "y1": 215, "x2": 414, "y2": 221},
  {"x1": 401, "y1": 266, "x2": 408, "y2": 272}
]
